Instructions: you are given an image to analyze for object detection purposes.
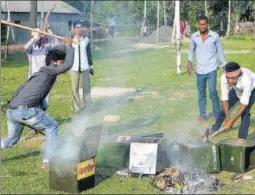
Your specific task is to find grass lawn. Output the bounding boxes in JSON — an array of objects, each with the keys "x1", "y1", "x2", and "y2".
[{"x1": 1, "y1": 38, "x2": 255, "y2": 194}]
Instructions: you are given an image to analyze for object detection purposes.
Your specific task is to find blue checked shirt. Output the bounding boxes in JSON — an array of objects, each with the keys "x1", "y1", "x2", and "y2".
[{"x1": 188, "y1": 30, "x2": 226, "y2": 74}]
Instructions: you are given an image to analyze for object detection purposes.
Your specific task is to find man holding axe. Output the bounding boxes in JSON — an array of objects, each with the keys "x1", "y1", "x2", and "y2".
[
  {"x1": 1, "y1": 38, "x2": 74, "y2": 169},
  {"x1": 208, "y1": 62, "x2": 255, "y2": 143}
]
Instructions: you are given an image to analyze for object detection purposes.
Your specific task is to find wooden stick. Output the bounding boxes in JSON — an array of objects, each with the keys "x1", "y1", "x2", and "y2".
[
  {"x1": 208, "y1": 127, "x2": 226, "y2": 139},
  {"x1": 0, "y1": 20, "x2": 79, "y2": 44}
]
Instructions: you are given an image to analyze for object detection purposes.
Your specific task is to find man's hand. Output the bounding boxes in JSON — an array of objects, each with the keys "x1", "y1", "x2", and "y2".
[
  {"x1": 89, "y1": 68, "x2": 94, "y2": 75},
  {"x1": 31, "y1": 28, "x2": 42, "y2": 37},
  {"x1": 42, "y1": 23, "x2": 50, "y2": 32},
  {"x1": 187, "y1": 63, "x2": 193, "y2": 75},
  {"x1": 63, "y1": 37, "x2": 73, "y2": 45},
  {"x1": 224, "y1": 119, "x2": 234, "y2": 130}
]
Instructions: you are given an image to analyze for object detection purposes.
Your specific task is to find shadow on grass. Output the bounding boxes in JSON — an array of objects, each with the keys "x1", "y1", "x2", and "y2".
[{"x1": 2, "y1": 151, "x2": 40, "y2": 162}]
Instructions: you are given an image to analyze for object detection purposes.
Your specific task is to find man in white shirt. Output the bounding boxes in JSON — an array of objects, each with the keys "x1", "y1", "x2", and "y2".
[
  {"x1": 70, "y1": 20, "x2": 94, "y2": 114},
  {"x1": 210, "y1": 62, "x2": 255, "y2": 143},
  {"x1": 108, "y1": 15, "x2": 116, "y2": 38}
]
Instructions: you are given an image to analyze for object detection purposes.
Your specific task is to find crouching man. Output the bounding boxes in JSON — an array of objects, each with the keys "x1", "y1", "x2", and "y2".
[
  {"x1": 210, "y1": 62, "x2": 255, "y2": 143},
  {"x1": 1, "y1": 37, "x2": 74, "y2": 169}
]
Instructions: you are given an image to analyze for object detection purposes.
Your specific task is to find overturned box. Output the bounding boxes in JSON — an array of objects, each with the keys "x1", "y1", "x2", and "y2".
[
  {"x1": 129, "y1": 133, "x2": 169, "y2": 175},
  {"x1": 49, "y1": 124, "x2": 103, "y2": 193},
  {"x1": 170, "y1": 140, "x2": 220, "y2": 173},
  {"x1": 218, "y1": 138, "x2": 255, "y2": 173}
]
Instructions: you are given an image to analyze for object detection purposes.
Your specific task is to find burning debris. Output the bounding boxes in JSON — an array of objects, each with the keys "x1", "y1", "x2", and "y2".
[{"x1": 154, "y1": 166, "x2": 223, "y2": 194}]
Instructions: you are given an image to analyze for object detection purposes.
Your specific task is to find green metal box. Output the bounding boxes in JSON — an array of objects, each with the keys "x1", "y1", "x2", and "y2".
[
  {"x1": 49, "y1": 124, "x2": 103, "y2": 193},
  {"x1": 218, "y1": 138, "x2": 255, "y2": 173},
  {"x1": 171, "y1": 140, "x2": 221, "y2": 173}
]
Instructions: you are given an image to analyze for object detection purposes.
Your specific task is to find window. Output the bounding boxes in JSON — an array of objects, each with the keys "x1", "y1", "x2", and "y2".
[
  {"x1": 68, "y1": 21, "x2": 73, "y2": 31},
  {"x1": 14, "y1": 20, "x2": 21, "y2": 24}
]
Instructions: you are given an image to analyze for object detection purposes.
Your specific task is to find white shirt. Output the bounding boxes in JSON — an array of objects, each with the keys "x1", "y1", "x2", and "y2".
[
  {"x1": 221, "y1": 67, "x2": 255, "y2": 105},
  {"x1": 71, "y1": 36, "x2": 90, "y2": 72},
  {"x1": 109, "y1": 17, "x2": 116, "y2": 26}
]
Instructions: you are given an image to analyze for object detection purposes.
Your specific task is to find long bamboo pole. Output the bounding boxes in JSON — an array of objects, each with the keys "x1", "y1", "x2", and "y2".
[{"x1": 0, "y1": 20, "x2": 79, "y2": 44}]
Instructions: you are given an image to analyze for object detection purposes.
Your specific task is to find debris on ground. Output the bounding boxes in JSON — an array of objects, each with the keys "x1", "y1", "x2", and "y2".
[
  {"x1": 104, "y1": 115, "x2": 121, "y2": 123},
  {"x1": 154, "y1": 166, "x2": 223, "y2": 194},
  {"x1": 116, "y1": 169, "x2": 130, "y2": 177}
]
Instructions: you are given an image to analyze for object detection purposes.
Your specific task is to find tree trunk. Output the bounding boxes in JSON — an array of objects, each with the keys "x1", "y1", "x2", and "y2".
[
  {"x1": 171, "y1": 1, "x2": 176, "y2": 43},
  {"x1": 175, "y1": 0, "x2": 181, "y2": 74},
  {"x1": 163, "y1": 1, "x2": 167, "y2": 26},
  {"x1": 234, "y1": 14, "x2": 239, "y2": 35},
  {"x1": 5, "y1": 1, "x2": 11, "y2": 60},
  {"x1": 226, "y1": 0, "x2": 231, "y2": 37},
  {"x1": 90, "y1": 0, "x2": 94, "y2": 47},
  {"x1": 156, "y1": 0, "x2": 160, "y2": 43},
  {"x1": 29, "y1": 0, "x2": 37, "y2": 28},
  {"x1": 204, "y1": 0, "x2": 208, "y2": 16},
  {"x1": 140, "y1": 1, "x2": 147, "y2": 36},
  {"x1": 40, "y1": 1, "x2": 44, "y2": 28}
]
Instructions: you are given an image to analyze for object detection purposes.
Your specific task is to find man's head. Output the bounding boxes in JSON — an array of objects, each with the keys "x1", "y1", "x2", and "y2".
[
  {"x1": 45, "y1": 45, "x2": 66, "y2": 66},
  {"x1": 197, "y1": 15, "x2": 209, "y2": 34},
  {"x1": 81, "y1": 20, "x2": 90, "y2": 36},
  {"x1": 73, "y1": 19, "x2": 84, "y2": 37},
  {"x1": 224, "y1": 62, "x2": 242, "y2": 86}
]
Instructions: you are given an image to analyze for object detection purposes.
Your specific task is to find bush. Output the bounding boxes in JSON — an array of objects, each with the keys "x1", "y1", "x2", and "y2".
[{"x1": 226, "y1": 35, "x2": 255, "y2": 41}]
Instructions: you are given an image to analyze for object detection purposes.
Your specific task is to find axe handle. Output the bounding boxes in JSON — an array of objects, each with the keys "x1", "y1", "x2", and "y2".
[
  {"x1": 209, "y1": 127, "x2": 226, "y2": 139},
  {"x1": 1, "y1": 20, "x2": 79, "y2": 44}
]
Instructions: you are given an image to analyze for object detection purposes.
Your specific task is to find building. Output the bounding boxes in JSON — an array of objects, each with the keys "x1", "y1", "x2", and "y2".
[{"x1": 1, "y1": 1, "x2": 82, "y2": 44}]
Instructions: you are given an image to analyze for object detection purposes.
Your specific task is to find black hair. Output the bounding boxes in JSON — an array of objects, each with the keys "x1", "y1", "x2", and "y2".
[
  {"x1": 73, "y1": 19, "x2": 84, "y2": 28},
  {"x1": 45, "y1": 48, "x2": 66, "y2": 66},
  {"x1": 81, "y1": 20, "x2": 90, "y2": 28},
  {"x1": 224, "y1": 62, "x2": 241, "y2": 72},
  {"x1": 197, "y1": 15, "x2": 208, "y2": 23}
]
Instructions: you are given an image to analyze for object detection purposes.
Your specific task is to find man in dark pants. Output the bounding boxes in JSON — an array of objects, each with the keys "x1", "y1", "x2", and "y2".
[
  {"x1": 210, "y1": 62, "x2": 255, "y2": 143},
  {"x1": 1, "y1": 38, "x2": 74, "y2": 169}
]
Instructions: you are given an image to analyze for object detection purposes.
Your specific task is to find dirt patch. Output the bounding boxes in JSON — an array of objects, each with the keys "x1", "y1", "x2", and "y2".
[
  {"x1": 169, "y1": 91, "x2": 192, "y2": 101},
  {"x1": 1, "y1": 44, "x2": 25, "y2": 53},
  {"x1": 104, "y1": 115, "x2": 121, "y2": 123},
  {"x1": 135, "y1": 43, "x2": 170, "y2": 49}
]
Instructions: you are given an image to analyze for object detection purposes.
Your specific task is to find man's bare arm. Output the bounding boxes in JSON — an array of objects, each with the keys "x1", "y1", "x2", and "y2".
[
  {"x1": 231, "y1": 104, "x2": 248, "y2": 123},
  {"x1": 221, "y1": 100, "x2": 230, "y2": 122}
]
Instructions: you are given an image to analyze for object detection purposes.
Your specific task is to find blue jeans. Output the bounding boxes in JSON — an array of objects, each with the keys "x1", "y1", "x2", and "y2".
[
  {"x1": 197, "y1": 70, "x2": 220, "y2": 119},
  {"x1": 211, "y1": 88, "x2": 255, "y2": 139},
  {"x1": 1, "y1": 107, "x2": 58, "y2": 163}
]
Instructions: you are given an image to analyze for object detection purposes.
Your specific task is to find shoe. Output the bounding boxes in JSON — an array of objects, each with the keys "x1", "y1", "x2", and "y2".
[{"x1": 197, "y1": 116, "x2": 207, "y2": 123}]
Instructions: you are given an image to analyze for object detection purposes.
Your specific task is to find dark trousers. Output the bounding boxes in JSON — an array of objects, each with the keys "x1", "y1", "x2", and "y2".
[{"x1": 211, "y1": 88, "x2": 255, "y2": 139}]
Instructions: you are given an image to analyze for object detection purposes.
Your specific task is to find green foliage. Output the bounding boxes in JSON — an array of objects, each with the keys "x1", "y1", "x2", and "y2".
[{"x1": 226, "y1": 35, "x2": 255, "y2": 41}]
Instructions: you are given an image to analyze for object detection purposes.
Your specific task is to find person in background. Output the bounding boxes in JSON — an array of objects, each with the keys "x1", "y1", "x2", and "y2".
[
  {"x1": 108, "y1": 14, "x2": 116, "y2": 38},
  {"x1": 70, "y1": 19, "x2": 94, "y2": 114},
  {"x1": 187, "y1": 15, "x2": 226, "y2": 122},
  {"x1": 24, "y1": 23, "x2": 59, "y2": 136}
]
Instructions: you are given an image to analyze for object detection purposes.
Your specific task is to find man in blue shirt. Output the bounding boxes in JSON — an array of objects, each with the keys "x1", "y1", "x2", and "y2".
[{"x1": 187, "y1": 15, "x2": 226, "y2": 122}]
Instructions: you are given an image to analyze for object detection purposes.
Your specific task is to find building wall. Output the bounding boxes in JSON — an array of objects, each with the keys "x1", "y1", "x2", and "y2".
[{"x1": 1, "y1": 12, "x2": 80, "y2": 44}]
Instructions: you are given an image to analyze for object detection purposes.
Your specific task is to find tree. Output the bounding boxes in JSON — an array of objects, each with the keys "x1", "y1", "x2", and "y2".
[
  {"x1": 226, "y1": 0, "x2": 231, "y2": 36},
  {"x1": 29, "y1": 0, "x2": 37, "y2": 28},
  {"x1": 90, "y1": 0, "x2": 94, "y2": 46}
]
